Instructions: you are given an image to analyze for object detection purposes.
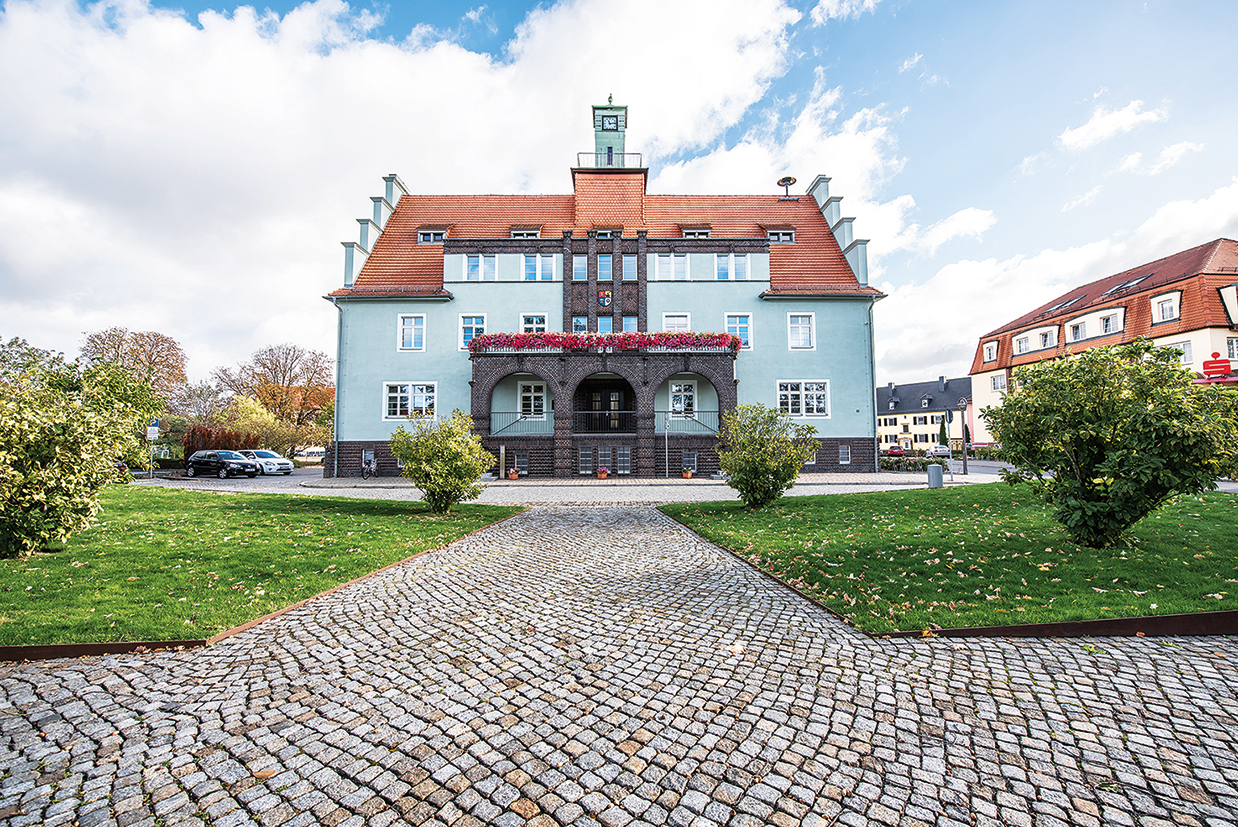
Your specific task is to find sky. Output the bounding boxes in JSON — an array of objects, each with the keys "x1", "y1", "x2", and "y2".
[{"x1": 1, "y1": 0, "x2": 1235, "y2": 384}]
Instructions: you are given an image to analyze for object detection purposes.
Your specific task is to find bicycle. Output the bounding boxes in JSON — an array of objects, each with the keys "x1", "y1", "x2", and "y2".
[{"x1": 361, "y1": 457, "x2": 376, "y2": 479}]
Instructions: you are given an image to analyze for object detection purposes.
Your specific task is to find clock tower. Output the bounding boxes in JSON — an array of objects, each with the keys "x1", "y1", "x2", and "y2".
[{"x1": 592, "y1": 98, "x2": 627, "y2": 167}]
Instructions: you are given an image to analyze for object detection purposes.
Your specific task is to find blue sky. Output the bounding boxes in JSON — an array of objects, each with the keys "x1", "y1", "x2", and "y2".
[{"x1": 1, "y1": 0, "x2": 1234, "y2": 383}]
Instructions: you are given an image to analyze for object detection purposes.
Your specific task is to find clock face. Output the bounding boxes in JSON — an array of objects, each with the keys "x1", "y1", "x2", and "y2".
[{"x1": 602, "y1": 115, "x2": 618, "y2": 130}]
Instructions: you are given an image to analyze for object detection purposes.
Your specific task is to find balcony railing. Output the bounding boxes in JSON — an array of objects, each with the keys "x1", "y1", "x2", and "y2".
[
  {"x1": 573, "y1": 411, "x2": 637, "y2": 434},
  {"x1": 655, "y1": 411, "x2": 720, "y2": 435},
  {"x1": 576, "y1": 152, "x2": 644, "y2": 169},
  {"x1": 489, "y1": 412, "x2": 553, "y2": 436}
]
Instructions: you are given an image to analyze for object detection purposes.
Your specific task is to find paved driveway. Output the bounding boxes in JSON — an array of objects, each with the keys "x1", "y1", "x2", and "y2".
[{"x1": 3, "y1": 506, "x2": 1237, "y2": 827}]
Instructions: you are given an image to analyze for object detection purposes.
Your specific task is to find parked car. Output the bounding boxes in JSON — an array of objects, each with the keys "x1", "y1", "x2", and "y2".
[
  {"x1": 884, "y1": 446, "x2": 905, "y2": 457},
  {"x1": 185, "y1": 450, "x2": 259, "y2": 478},
  {"x1": 238, "y1": 449, "x2": 295, "y2": 475},
  {"x1": 928, "y1": 444, "x2": 952, "y2": 457}
]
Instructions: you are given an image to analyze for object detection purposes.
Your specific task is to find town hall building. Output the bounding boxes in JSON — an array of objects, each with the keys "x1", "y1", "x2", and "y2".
[{"x1": 324, "y1": 103, "x2": 883, "y2": 477}]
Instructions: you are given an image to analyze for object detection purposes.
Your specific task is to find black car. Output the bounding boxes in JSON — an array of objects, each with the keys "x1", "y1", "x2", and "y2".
[{"x1": 185, "y1": 450, "x2": 259, "y2": 479}]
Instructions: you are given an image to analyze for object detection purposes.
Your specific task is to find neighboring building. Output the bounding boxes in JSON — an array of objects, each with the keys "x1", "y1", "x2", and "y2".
[
  {"x1": 876, "y1": 377, "x2": 972, "y2": 452},
  {"x1": 325, "y1": 102, "x2": 883, "y2": 478},
  {"x1": 970, "y1": 238, "x2": 1238, "y2": 444}
]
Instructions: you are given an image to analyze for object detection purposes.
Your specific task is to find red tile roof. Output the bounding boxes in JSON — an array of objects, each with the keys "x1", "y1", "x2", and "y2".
[
  {"x1": 330, "y1": 171, "x2": 876, "y2": 297},
  {"x1": 969, "y1": 238, "x2": 1238, "y2": 374}
]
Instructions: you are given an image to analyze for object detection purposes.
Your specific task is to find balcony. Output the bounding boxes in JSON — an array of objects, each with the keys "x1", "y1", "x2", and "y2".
[
  {"x1": 576, "y1": 152, "x2": 645, "y2": 169},
  {"x1": 489, "y1": 412, "x2": 552, "y2": 436},
  {"x1": 573, "y1": 410, "x2": 637, "y2": 434},
  {"x1": 655, "y1": 411, "x2": 720, "y2": 435}
]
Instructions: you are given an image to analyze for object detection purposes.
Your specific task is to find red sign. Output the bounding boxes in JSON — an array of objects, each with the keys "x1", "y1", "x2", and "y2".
[{"x1": 1203, "y1": 352, "x2": 1232, "y2": 378}]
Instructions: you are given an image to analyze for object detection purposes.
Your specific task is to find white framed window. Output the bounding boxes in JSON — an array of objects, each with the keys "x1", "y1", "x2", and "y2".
[
  {"x1": 983, "y1": 342, "x2": 997, "y2": 362},
  {"x1": 788, "y1": 313, "x2": 815, "y2": 350},
  {"x1": 466, "y1": 255, "x2": 497, "y2": 281},
  {"x1": 1070, "y1": 322, "x2": 1086, "y2": 342},
  {"x1": 595, "y1": 229, "x2": 619, "y2": 239},
  {"x1": 778, "y1": 380, "x2": 830, "y2": 417},
  {"x1": 623, "y1": 255, "x2": 637, "y2": 281},
  {"x1": 681, "y1": 450, "x2": 698, "y2": 472},
  {"x1": 578, "y1": 446, "x2": 593, "y2": 475},
  {"x1": 913, "y1": 415, "x2": 928, "y2": 425},
  {"x1": 1101, "y1": 314, "x2": 1117, "y2": 335},
  {"x1": 1156, "y1": 296, "x2": 1179, "y2": 322},
  {"x1": 384, "y1": 382, "x2": 435, "y2": 420},
  {"x1": 397, "y1": 314, "x2": 425, "y2": 351},
  {"x1": 1168, "y1": 341, "x2": 1193, "y2": 364},
  {"x1": 598, "y1": 254, "x2": 613, "y2": 281},
  {"x1": 616, "y1": 445, "x2": 631, "y2": 475},
  {"x1": 991, "y1": 374, "x2": 1007, "y2": 392},
  {"x1": 418, "y1": 230, "x2": 444, "y2": 244},
  {"x1": 572, "y1": 255, "x2": 587, "y2": 281},
  {"x1": 513, "y1": 451, "x2": 529, "y2": 473},
  {"x1": 663, "y1": 313, "x2": 690, "y2": 333},
  {"x1": 520, "y1": 383, "x2": 546, "y2": 419},
  {"x1": 670, "y1": 381, "x2": 696, "y2": 418},
  {"x1": 1039, "y1": 330, "x2": 1056, "y2": 349},
  {"x1": 914, "y1": 433, "x2": 930, "y2": 444},
  {"x1": 682, "y1": 228, "x2": 710, "y2": 238},
  {"x1": 838, "y1": 445, "x2": 851, "y2": 465},
  {"x1": 510, "y1": 228, "x2": 539, "y2": 238},
  {"x1": 1229, "y1": 338, "x2": 1238, "y2": 360},
  {"x1": 460, "y1": 315, "x2": 485, "y2": 349},
  {"x1": 921, "y1": 399, "x2": 930, "y2": 408},
  {"x1": 714, "y1": 253, "x2": 750, "y2": 281},
  {"x1": 521, "y1": 313, "x2": 547, "y2": 334},
  {"x1": 597, "y1": 316, "x2": 613, "y2": 334},
  {"x1": 725, "y1": 313, "x2": 752, "y2": 348},
  {"x1": 656, "y1": 254, "x2": 689, "y2": 281},
  {"x1": 767, "y1": 230, "x2": 795, "y2": 244},
  {"x1": 572, "y1": 316, "x2": 587, "y2": 333},
  {"x1": 1015, "y1": 336, "x2": 1030, "y2": 355},
  {"x1": 623, "y1": 316, "x2": 638, "y2": 333},
  {"x1": 523, "y1": 254, "x2": 555, "y2": 281}
]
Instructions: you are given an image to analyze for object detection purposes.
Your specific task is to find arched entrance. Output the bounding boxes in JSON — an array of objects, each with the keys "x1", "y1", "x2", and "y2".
[{"x1": 574, "y1": 373, "x2": 637, "y2": 434}]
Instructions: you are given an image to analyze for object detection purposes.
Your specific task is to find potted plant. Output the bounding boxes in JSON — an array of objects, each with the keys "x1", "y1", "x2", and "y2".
[
  {"x1": 682, "y1": 467, "x2": 693, "y2": 479},
  {"x1": 597, "y1": 466, "x2": 609, "y2": 479},
  {"x1": 507, "y1": 468, "x2": 520, "y2": 480}
]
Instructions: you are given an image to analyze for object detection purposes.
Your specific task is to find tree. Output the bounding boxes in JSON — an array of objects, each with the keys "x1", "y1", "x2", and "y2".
[
  {"x1": 982, "y1": 339, "x2": 1238, "y2": 548},
  {"x1": 388, "y1": 410, "x2": 494, "y2": 513},
  {"x1": 717, "y1": 404, "x2": 820, "y2": 508},
  {"x1": 0, "y1": 343, "x2": 161, "y2": 558},
  {"x1": 80, "y1": 327, "x2": 187, "y2": 400},
  {"x1": 168, "y1": 380, "x2": 231, "y2": 424},
  {"x1": 214, "y1": 343, "x2": 333, "y2": 427},
  {"x1": 221, "y1": 395, "x2": 327, "y2": 459},
  {"x1": 937, "y1": 418, "x2": 948, "y2": 447}
]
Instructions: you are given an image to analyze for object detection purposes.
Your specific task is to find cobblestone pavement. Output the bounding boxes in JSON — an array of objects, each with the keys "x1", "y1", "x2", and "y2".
[{"x1": 4, "y1": 506, "x2": 1238, "y2": 827}]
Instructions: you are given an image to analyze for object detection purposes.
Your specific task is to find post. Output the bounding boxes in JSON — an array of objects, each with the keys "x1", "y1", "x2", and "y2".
[
  {"x1": 958, "y1": 398, "x2": 969, "y2": 476},
  {"x1": 499, "y1": 445, "x2": 506, "y2": 477}
]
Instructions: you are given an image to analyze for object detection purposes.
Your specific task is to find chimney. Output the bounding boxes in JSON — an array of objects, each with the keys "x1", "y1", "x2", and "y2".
[
  {"x1": 887, "y1": 382, "x2": 894, "y2": 393},
  {"x1": 938, "y1": 376, "x2": 946, "y2": 392}
]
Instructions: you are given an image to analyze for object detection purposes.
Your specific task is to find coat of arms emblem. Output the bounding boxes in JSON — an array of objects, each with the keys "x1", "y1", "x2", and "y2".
[{"x1": 598, "y1": 290, "x2": 612, "y2": 307}]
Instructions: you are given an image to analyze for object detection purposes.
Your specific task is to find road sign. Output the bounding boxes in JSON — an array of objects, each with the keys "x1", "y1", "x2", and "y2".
[{"x1": 146, "y1": 419, "x2": 159, "y2": 441}]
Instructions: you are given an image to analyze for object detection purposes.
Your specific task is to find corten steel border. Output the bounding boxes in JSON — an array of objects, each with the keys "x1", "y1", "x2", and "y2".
[
  {"x1": 0, "y1": 509, "x2": 528, "y2": 664},
  {"x1": 659, "y1": 509, "x2": 1238, "y2": 640}
]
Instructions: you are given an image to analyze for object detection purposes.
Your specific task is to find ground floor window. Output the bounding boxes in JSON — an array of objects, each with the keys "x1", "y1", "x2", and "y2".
[
  {"x1": 681, "y1": 450, "x2": 697, "y2": 472},
  {"x1": 514, "y1": 452, "x2": 528, "y2": 474},
  {"x1": 778, "y1": 380, "x2": 829, "y2": 417},
  {"x1": 385, "y1": 382, "x2": 435, "y2": 419},
  {"x1": 616, "y1": 445, "x2": 631, "y2": 475},
  {"x1": 838, "y1": 445, "x2": 851, "y2": 465},
  {"x1": 578, "y1": 446, "x2": 592, "y2": 475}
]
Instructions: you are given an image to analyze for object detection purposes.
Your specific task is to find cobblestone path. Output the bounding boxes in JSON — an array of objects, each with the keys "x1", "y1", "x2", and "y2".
[{"x1": 2, "y1": 506, "x2": 1238, "y2": 827}]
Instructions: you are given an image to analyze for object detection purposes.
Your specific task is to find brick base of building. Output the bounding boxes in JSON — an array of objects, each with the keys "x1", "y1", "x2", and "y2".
[{"x1": 324, "y1": 436, "x2": 878, "y2": 478}]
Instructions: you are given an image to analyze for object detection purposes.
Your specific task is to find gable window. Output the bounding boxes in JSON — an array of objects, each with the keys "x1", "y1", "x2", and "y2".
[
  {"x1": 520, "y1": 383, "x2": 546, "y2": 419},
  {"x1": 663, "y1": 313, "x2": 690, "y2": 333},
  {"x1": 656, "y1": 253, "x2": 689, "y2": 280},
  {"x1": 572, "y1": 255, "x2": 587, "y2": 281},
  {"x1": 1069, "y1": 322, "x2": 1086, "y2": 342},
  {"x1": 460, "y1": 315, "x2": 485, "y2": 349},
  {"x1": 398, "y1": 314, "x2": 425, "y2": 351},
  {"x1": 767, "y1": 230, "x2": 795, "y2": 244},
  {"x1": 991, "y1": 374, "x2": 1007, "y2": 392},
  {"x1": 726, "y1": 313, "x2": 751, "y2": 348},
  {"x1": 983, "y1": 342, "x2": 997, "y2": 362},
  {"x1": 1015, "y1": 336, "x2": 1030, "y2": 355},
  {"x1": 598, "y1": 254, "x2": 613, "y2": 281},
  {"x1": 670, "y1": 381, "x2": 696, "y2": 418},
  {"x1": 524, "y1": 254, "x2": 554, "y2": 281},
  {"x1": 788, "y1": 313, "x2": 815, "y2": 350},
  {"x1": 597, "y1": 316, "x2": 613, "y2": 334},
  {"x1": 385, "y1": 382, "x2": 435, "y2": 420},
  {"x1": 572, "y1": 316, "x2": 587, "y2": 333},
  {"x1": 466, "y1": 255, "x2": 497, "y2": 281},
  {"x1": 522, "y1": 314, "x2": 547, "y2": 334},
  {"x1": 418, "y1": 230, "x2": 445, "y2": 244},
  {"x1": 623, "y1": 254, "x2": 637, "y2": 281},
  {"x1": 778, "y1": 380, "x2": 830, "y2": 417},
  {"x1": 1039, "y1": 330, "x2": 1056, "y2": 349},
  {"x1": 623, "y1": 316, "x2": 638, "y2": 333},
  {"x1": 1168, "y1": 341, "x2": 1193, "y2": 364}
]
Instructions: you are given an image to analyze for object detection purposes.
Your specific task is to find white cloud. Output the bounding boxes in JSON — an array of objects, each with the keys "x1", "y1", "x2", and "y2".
[
  {"x1": 874, "y1": 178, "x2": 1238, "y2": 383},
  {"x1": 810, "y1": 0, "x2": 881, "y2": 26},
  {"x1": 0, "y1": 0, "x2": 802, "y2": 378},
  {"x1": 898, "y1": 52, "x2": 922, "y2": 73},
  {"x1": 1117, "y1": 141, "x2": 1204, "y2": 175},
  {"x1": 1057, "y1": 100, "x2": 1167, "y2": 152},
  {"x1": 462, "y1": 6, "x2": 498, "y2": 36},
  {"x1": 1062, "y1": 186, "x2": 1102, "y2": 212},
  {"x1": 1019, "y1": 152, "x2": 1047, "y2": 176},
  {"x1": 903, "y1": 208, "x2": 997, "y2": 256}
]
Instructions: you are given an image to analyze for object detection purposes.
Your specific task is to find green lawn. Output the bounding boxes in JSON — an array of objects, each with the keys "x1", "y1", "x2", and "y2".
[
  {"x1": 662, "y1": 485, "x2": 1238, "y2": 634},
  {"x1": 0, "y1": 486, "x2": 523, "y2": 646}
]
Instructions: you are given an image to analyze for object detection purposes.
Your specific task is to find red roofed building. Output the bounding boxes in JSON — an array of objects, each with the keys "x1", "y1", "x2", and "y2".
[
  {"x1": 969, "y1": 238, "x2": 1238, "y2": 444},
  {"x1": 325, "y1": 103, "x2": 883, "y2": 478}
]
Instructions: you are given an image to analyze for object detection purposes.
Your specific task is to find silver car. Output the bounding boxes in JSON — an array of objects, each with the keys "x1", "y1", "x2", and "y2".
[{"x1": 238, "y1": 449, "x2": 295, "y2": 475}]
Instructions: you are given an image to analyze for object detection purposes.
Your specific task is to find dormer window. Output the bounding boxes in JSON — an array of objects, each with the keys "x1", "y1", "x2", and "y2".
[
  {"x1": 682, "y1": 228, "x2": 711, "y2": 238},
  {"x1": 595, "y1": 228, "x2": 620, "y2": 239},
  {"x1": 510, "y1": 227, "x2": 540, "y2": 239},
  {"x1": 418, "y1": 230, "x2": 445, "y2": 244},
  {"x1": 921, "y1": 398, "x2": 930, "y2": 408},
  {"x1": 983, "y1": 342, "x2": 997, "y2": 362},
  {"x1": 767, "y1": 230, "x2": 795, "y2": 244},
  {"x1": 888, "y1": 400, "x2": 896, "y2": 410},
  {"x1": 1153, "y1": 291, "x2": 1180, "y2": 322}
]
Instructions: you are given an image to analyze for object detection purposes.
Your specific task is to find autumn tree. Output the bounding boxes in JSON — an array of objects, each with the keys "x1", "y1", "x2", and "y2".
[
  {"x1": 214, "y1": 343, "x2": 333, "y2": 427},
  {"x1": 80, "y1": 327, "x2": 188, "y2": 400}
]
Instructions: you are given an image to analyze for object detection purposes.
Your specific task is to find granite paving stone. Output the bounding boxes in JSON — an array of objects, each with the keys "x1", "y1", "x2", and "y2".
[{"x1": 2, "y1": 504, "x2": 1237, "y2": 826}]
